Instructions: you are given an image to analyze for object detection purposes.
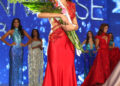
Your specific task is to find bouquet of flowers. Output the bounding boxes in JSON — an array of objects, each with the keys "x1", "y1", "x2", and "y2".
[
  {"x1": 8, "y1": 0, "x2": 62, "y2": 13},
  {"x1": 8, "y1": 0, "x2": 84, "y2": 55}
]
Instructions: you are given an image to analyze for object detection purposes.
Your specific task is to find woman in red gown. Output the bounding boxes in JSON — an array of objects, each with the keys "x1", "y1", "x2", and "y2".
[
  {"x1": 37, "y1": 0, "x2": 78, "y2": 86},
  {"x1": 108, "y1": 33, "x2": 120, "y2": 72},
  {"x1": 81, "y1": 23, "x2": 111, "y2": 86}
]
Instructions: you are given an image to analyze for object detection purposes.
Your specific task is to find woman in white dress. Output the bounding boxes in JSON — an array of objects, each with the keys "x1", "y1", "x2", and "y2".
[
  {"x1": 28, "y1": 29, "x2": 43, "y2": 86},
  {"x1": 103, "y1": 61, "x2": 120, "y2": 86}
]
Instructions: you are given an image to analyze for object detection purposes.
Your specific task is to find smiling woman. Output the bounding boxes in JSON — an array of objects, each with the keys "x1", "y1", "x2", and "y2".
[
  {"x1": 28, "y1": 29, "x2": 43, "y2": 86},
  {"x1": 1, "y1": 18, "x2": 32, "y2": 86}
]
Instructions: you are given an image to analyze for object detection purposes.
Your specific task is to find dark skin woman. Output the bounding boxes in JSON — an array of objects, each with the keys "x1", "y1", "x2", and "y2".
[
  {"x1": 1, "y1": 18, "x2": 32, "y2": 46},
  {"x1": 0, "y1": 18, "x2": 32, "y2": 86},
  {"x1": 31, "y1": 29, "x2": 43, "y2": 50},
  {"x1": 28, "y1": 29, "x2": 43, "y2": 86}
]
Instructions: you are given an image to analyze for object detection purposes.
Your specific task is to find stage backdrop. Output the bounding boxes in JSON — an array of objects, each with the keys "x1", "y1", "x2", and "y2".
[{"x1": 0, "y1": 0, "x2": 120, "y2": 85}]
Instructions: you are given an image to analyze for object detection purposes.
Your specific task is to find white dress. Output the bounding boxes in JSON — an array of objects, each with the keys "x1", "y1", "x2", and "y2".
[
  {"x1": 103, "y1": 61, "x2": 120, "y2": 86},
  {"x1": 28, "y1": 41, "x2": 43, "y2": 86}
]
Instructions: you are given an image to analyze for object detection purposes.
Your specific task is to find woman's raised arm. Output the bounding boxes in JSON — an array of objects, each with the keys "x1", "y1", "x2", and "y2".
[{"x1": 37, "y1": 13, "x2": 62, "y2": 18}]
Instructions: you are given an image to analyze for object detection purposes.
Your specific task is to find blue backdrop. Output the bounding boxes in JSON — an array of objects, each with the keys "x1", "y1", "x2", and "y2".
[{"x1": 0, "y1": 0, "x2": 120, "y2": 85}]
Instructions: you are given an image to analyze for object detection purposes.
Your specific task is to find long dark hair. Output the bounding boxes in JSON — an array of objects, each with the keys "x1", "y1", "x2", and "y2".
[
  {"x1": 86, "y1": 31, "x2": 95, "y2": 45},
  {"x1": 11, "y1": 18, "x2": 24, "y2": 38},
  {"x1": 109, "y1": 33, "x2": 114, "y2": 41},
  {"x1": 97, "y1": 23, "x2": 109, "y2": 35},
  {"x1": 31, "y1": 29, "x2": 40, "y2": 39}
]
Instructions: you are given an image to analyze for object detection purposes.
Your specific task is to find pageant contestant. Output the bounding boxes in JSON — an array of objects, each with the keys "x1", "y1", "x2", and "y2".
[
  {"x1": 81, "y1": 23, "x2": 111, "y2": 86},
  {"x1": 37, "y1": 0, "x2": 78, "y2": 86},
  {"x1": 109, "y1": 33, "x2": 115, "y2": 49},
  {"x1": 82, "y1": 31, "x2": 96, "y2": 78},
  {"x1": 1, "y1": 18, "x2": 31, "y2": 86},
  {"x1": 109, "y1": 33, "x2": 120, "y2": 72},
  {"x1": 28, "y1": 29, "x2": 43, "y2": 86}
]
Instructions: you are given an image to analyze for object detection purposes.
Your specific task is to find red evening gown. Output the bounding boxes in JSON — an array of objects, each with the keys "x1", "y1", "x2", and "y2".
[
  {"x1": 42, "y1": 2, "x2": 77, "y2": 86},
  {"x1": 109, "y1": 47, "x2": 120, "y2": 72},
  {"x1": 81, "y1": 33, "x2": 111, "y2": 86}
]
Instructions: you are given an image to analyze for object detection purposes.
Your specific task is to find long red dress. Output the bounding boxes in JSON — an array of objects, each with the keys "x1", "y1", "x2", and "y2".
[
  {"x1": 109, "y1": 47, "x2": 120, "y2": 72},
  {"x1": 42, "y1": 2, "x2": 77, "y2": 86},
  {"x1": 81, "y1": 33, "x2": 111, "y2": 86}
]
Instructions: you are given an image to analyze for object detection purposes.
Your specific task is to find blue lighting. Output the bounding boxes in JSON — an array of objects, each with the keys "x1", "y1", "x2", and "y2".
[
  {"x1": 0, "y1": 0, "x2": 120, "y2": 85},
  {"x1": 112, "y1": 0, "x2": 120, "y2": 13}
]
